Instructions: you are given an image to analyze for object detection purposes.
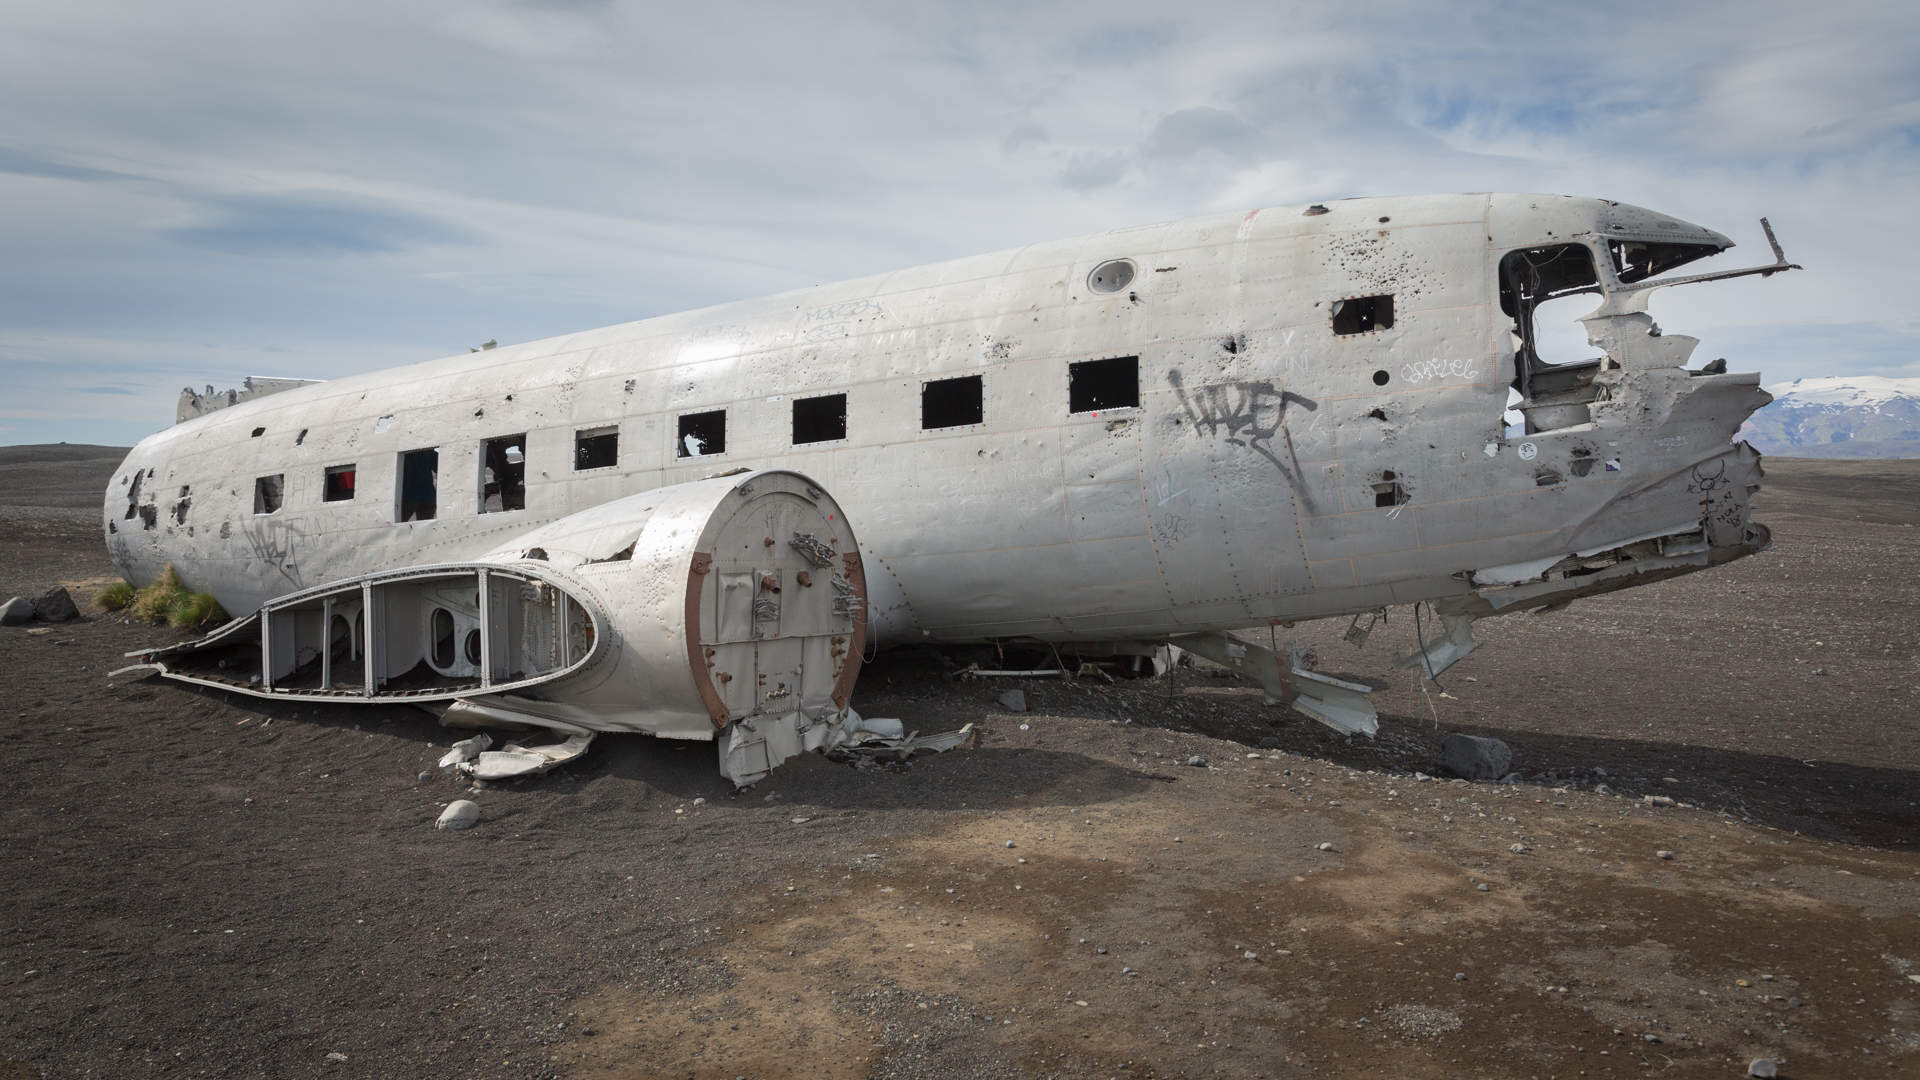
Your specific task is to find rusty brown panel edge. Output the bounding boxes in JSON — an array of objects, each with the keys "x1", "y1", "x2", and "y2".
[
  {"x1": 684, "y1": 551, "x2": 729, "y2": 729},
  {"x1": 831, "y1": 550, "x2": 867, "y2": 709}
]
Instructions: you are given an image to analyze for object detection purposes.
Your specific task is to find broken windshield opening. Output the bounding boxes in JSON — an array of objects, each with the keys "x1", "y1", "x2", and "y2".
[
  {"x1": 1608, "y1": 240, "x2": 1719, "y2": 284},
  {"x1": 1499, "y1": 244, "x2": 1602, "y2": 405}
]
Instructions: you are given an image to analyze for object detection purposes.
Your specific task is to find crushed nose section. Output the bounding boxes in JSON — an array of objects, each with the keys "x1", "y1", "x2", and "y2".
[{"x1": 121, "y1": 562, "x2": 604, "y2": 703}]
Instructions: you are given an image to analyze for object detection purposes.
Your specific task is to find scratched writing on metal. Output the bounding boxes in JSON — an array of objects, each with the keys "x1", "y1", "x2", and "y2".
[
  {"x1": 1152, "y1": 464, "x2": 1189, "y2": 507},
  {"x1": 1400, "y1": 358, "x2": 1480, "y2": 384},
  {"x1": 802, "y1": 299, "x2": 885, "y2": 342}
]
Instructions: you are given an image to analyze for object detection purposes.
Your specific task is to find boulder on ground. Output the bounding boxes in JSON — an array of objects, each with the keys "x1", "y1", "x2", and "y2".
[
  {"x1": 1438, "y1": 733, "x2": 1512, "y2": 782},
  {"x1": 0, "y1": 597, "x2": 31, "y2": 626},
  {"x1": 31, "y1": 587, "x2": 80, "y2": 623},
  {"x1": 436, "y1": 800, "x2": 481, "y2": 830}
]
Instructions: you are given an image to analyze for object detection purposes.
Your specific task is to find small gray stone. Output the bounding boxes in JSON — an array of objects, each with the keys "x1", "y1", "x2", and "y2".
[
  {"x1": 1510, "y1": 843, "x2": 1530, "y2": 853},
  {"x1": 997, "y1": 689, "x2": 1027, "y2": 713},
  {"x1": 1005, "y1": 840, "x2": 1016, "y2": 848},
  {"x1": 1316, "y1": 842, "x2": 1335, "y2": 852},
  {"x1": 31, "y1": 587, "x2": 79, "y2": 623},
  {"x1": 417, "y1": 771, "x2": 432, "y2": 782},
  {"x1": 1656, "y1": 850, "x2": 1674, "y2": 860},
  {"x1": 0, "y1": 597, "x2": 31, "y2": 626},
  {"x1": 1454, "y1": 972, "x2": 1467, "y2": 981},
  {"x1": 1786, "y1": 996, "x2": 1801, "y2": 1008},
  {"x1": 1595, "y1": 784, "x2": 1615, "y2": 796},
  {"x1": 1257, "y1": 737, "x2": 1280, "y2": 748},
  {"x1": 1643, "y1": 1033, "x2": 1660, "y2": 1043},
  {"x1": 1747, "y1": 1058, "x2": 1778, "y2": 1078},
  {"x1": 1476, "y1": 883, "x2": 1490, "y2": 892},
  {"x1": 1437, "y1": 734, "x2": 1512, "y2": 782},
  {"x1": 436, "y1": 800, "x2": 481, "y2": 830},
  {"x1": 1187, "y1": 755, "x2": 1208, "y2": 767}
]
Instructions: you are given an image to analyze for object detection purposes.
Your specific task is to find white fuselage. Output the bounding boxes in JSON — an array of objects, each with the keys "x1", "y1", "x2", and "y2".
[{"x1": 105, "y1": 193, "x2": 1769, "y2": 647}]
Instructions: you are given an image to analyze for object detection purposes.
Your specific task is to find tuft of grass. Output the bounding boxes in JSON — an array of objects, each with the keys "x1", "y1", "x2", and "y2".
[
  {"x1": 168, "y1": 591, "x2": 227, "y2": 630},
  {"x1": 130, "y1": 565, "x2": 188, "y2": 621},
  {"x1": 96, "y1": 580, "x2": 136, "y2": 610},
  {"x1": 124, "y1": 565, "x2": 228, "y2": 630}
]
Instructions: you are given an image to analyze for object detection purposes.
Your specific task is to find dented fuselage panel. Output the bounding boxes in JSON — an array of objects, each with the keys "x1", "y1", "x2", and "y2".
[{"x1": 108, "y1": 193, "x2": 1788, "y2": 754}]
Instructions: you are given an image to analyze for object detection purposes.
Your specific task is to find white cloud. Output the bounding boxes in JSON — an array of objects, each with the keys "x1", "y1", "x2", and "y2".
[{"x1": 2, "y1": 0, "x2": 1916, "y2": 446}]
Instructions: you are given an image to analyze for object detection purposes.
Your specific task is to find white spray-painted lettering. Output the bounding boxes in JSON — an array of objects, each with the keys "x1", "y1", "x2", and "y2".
[{"x1": 1400, "y1": 357, "x2": 1480, "y2": 384}]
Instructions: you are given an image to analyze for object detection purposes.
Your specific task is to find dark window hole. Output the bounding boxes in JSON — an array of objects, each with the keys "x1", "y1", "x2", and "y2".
[
  {"x1": 323, "y1": 464, "x2": 356, "y2": 503},
  {"x1": 1069, "y1": 355, "x2": 1139, "y2": 414},
  {"x1": 481, "y1": 435, "x2": 526, "y2": 512},
  {"x1": 399, "y1": 447, "x2": 438, "y2": 521},
  {"x1": 1333, "y1": 295, "x2": 1394, "y2": 336},
  {"x1": 254, "y1": 474, "x2": 283, "y2": 515},
  {"x1": 921, "y1": 375, "x2": 983, "y2": 430},
  {"x1": 792, "y1": 394, "x2": 847, "y2": 445},
  {"x1": 575, "y1": 426, "x2": 618, "y2": 470},
  {"x1": 464, "y1": 629, "x2": 482, "y2": 666},
  {"x1": 678, "y1": 411, "x2": 726, "y2": 457}
]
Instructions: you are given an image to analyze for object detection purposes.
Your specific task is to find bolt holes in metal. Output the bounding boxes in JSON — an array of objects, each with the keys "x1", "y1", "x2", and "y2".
[
  {"x1": 1372, "y1": 370, "x2": 1391, "y2": 386},
  {"x1": 1087, "y1": 260, "x2": 1135, "y2": 294}
]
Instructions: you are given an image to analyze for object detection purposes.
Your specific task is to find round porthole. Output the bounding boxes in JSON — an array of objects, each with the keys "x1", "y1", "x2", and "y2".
[
  {"x1": 1088, "y1": 260, "x2": 1135, "y2": 294},
  {"x1": 1373, "y1": 369, "x2": 1391, "y2": 386},
  {"x1": 431, "y1": 609, "x2": 455, "y2": 669},
  {"x1": 464, "y1": 629, "x2": 482, "y2": 666}
]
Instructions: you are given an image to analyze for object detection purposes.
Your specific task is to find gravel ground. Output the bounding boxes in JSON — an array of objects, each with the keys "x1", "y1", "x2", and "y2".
[{"x1": 2, "y1": 450, "x2": 1917, "y2": 1079}]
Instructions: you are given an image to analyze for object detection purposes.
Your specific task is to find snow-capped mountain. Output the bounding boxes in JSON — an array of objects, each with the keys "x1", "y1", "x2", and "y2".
[{"x1": 1739, "y1": 376, "x2": 1920, "y2": 458}]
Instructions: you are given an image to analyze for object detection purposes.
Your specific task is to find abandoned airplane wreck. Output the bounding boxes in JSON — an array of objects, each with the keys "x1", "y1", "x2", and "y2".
[{"x1": 108, "y1": 193, "x2": 1797, "y2": 785}]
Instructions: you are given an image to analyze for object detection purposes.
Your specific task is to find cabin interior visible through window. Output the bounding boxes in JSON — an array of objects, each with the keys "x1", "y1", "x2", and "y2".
[
  {"x1": 574, "y1": 427, "x2": 618, "y2": 470},
  {"x1": 323, "y1": 464, "x2": 356, "y2": 503},
  {"x1": 921, "y1": 375, "x2": 983, "y2": 430},
  {"x1": 481, "y1": 436, "x2": 526, "y2": 512},
  {"x1": 399, "y1": 447, "x2": 439, "y2": 521},
  {"x1": 678, "y1": 411, "x2": 726, "y2": 458}
]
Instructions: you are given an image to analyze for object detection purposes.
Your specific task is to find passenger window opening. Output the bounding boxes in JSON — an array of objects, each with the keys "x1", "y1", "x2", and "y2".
[
  {"x1": 480, "y1": 435, "x2": 527, "y2": 512},
  {"x1": 792, "y1": 394, "x2": 847, "y2": 445},
  {"x1": 921, "y1": 375, "x2": 983, "y2": 430},
  {"x1": 250, "y1": 427, "x2": 265, "y2": 438},
  {"x1": 1332, "y1": 295, "x2": 1394, "y2": 336},
  {"x1": 398, "y1": 447, "x2": 439, "y2": 522},
  {"x1": 1608, "y1": 240, "x2": 1719, "y2": 284},
  {"x1": 431, "y1": 608, "x2": 456, "y2": 670},
  {"x1": 323, "y1": 464, "x2": 356, "y2": 503},
  {"x1": 677, "y1": 410, "x2": 726, "y2": 457},
  {"x1": 464, "y1": 629, "x2": 482, "y2": 666},
  {"x1": 254, "y1": 474, "x2": 284, "y2": 515},
  {"x1": 1069, "y1": 356, "x2": 1139, "y2": 414},
  {"x1": 574, "y1": 426, "x2": 619, "y2": 471}
]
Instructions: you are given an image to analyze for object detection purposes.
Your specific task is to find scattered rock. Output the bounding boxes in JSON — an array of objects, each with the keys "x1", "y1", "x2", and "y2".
[
  {"x1": 1747, "y1": 1058, "x2": 1778, "y2": 1079},
  {"x1": 1476, "y1": 883, "x2": 1490, "y2": 892},
  {"x1": 1812, "y1": 668, "x2": 1829, "y2": 676},
  {"x1": 1594, "y1": 784, "x2": 1614, "y2": 796},
  {"x1": 1662, "y1": 776, "x2": 1679, "y2": 783},
  {"x1": 416, "y1": 771, "x2": 432, "y2": 783},
  {"x1": 436, "y1": 800, "x2": 481, "y2": 831},
  {"x1": 1656, "y1": 850, "x2": 1674, "y2": 860},
  {"x1": 1510, "y1": 843, "x2": 1530, "y2": 854},
  {"x1": 693, "y1": 797, "x2": 706, "y2": 806},
  {"x1": 1381, "y1": 1004, "x2": 1462, "y2": 1036},
  {"x1": 997, "y1": 689, "x2": 1027, "y2": 713},
  {"x1": 326, "y1": 1052, "x2": 348, "y2": 1062},
  {"x1": 1643, "y1": 1033, "x2": 1660, "y2": 1044},
  {"x1": 1187, "y1": 755, "x2": 1208, "y2": 768},
  {"x1": 1005, "y1": 840, "x2": 1016, "y2": 848},
  {"x1": 1454, "y1": 972, "x2": 1467, "y2": 981},
  {"x1": 1257, "y1": 737, "x2": 1280, "y2": 748},
  {"x1": 791, "y1": 817, "x2": 811, "y2": 824},
  {"x1": 1498, "y1": 772, "x2": 1521, "y2": 785},
  {"x1": 31, "y1": 587, "x2": 79, "y2": 623},
  {"x1": 1787, "y1": 997, "x2": 1801, "y2": 1008},
  {"x1": 1413, "y1": 772, "x2": 1431, "y2": 782},
  {"x1": 1243, "y1": 951, "x2": 1258, "y2": 960},
  {"x1": 0, "y1": 597, "x2": 31, "y2": 626},
  {"x1": 1437, "y1": 733, "x2": 1512, "y2": 782},
  {"x1": 1316, "y1": 842, "x2": 1335, "y2": 851},
  {"x1": 1644, "y1": 795, "x2": 1675, "y2": 807}
]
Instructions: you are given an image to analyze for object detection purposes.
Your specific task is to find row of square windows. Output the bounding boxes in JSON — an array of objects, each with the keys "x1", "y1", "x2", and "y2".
[{"x1": 253, "y1": 356, "x2": 1144, "y2": 520}]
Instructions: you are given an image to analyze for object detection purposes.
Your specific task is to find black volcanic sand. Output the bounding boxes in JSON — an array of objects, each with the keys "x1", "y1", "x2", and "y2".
[{"x1": 3, "y1": 446, "x2": 1919, "y2": 1080}]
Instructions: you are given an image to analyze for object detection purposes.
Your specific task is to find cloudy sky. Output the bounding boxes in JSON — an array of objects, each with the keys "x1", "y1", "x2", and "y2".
[{"x1": 3, "y1": 0, "x2": 1915, "y2": 447}]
